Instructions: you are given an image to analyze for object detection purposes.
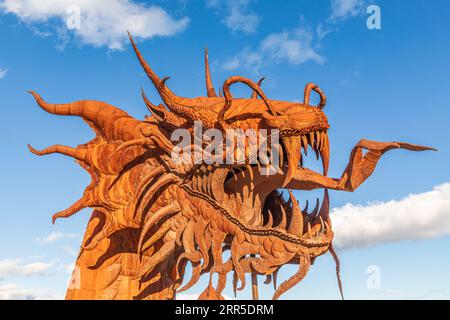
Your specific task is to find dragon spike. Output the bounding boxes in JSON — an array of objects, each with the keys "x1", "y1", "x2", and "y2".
[
  {"x1": 287, "y1": 190, "x2": 303, "y2": 236},
  {"x1": 205, "y1": 48, "x2": 217, "y2": 97},
  {"x1": 141, "y1": 88, "x2": 164, "y2": 121},
  {"x1": 28, "y1": 91, "x2": 131, "y2": 139},
  {"x1": 251, "y1": 77, "x2": 266, "y2": 99},
  {"x1": 28, "y1": 144, "x2": 87, "y2": 162},
  {"x1": 129, "y1": 32, "x2": 208, "y2": 124},
  {"x1": 128, "y1": 32, "x2": 175, "y2": 100}
]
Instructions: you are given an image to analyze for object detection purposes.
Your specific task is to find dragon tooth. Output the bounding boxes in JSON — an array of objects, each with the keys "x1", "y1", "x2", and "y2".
[
  {"x1": 307, "y1": 222, "x2": 312, "y2": 237},
  {"x1": 287, "y1": 190, "x2": 303, "y2": 235},
  {"x1": 246, "y1": 164, "x2": 254, "y2": 181},
  {"x1": 281, "y1": 136, "x2": 302, "y2": 187},
  {"x1": 232, "y1": 170, "x2": 238, "y2": 181},
  {"x1": 278, "y1": 143, "x2": 284, "y2": 168},
  {"x1": 301, "y1": 135, "x2": 308, "y2": 156},
  {"x1": 309, "y1": 132, "x2": 315, "y2": 148},
  {"x1": 316, "y1": 131, "x2": 321, "y2": 150},
  {"x1": 310, "y1": 198, "x2": 320, "y2": 218},
  {"x1": 266, "y1": 210, "x2": 273, "y2": 227},
  {"x1": 318, "y1": 189, "x2": 330, "y2": 219},
  {"x1": 324, "y1": 220, "x2": 330, "y2": 234},
  {"x1": 320, "y1": 132, "x2": 330, "y2": 175},
  {"x1": 303, "y1": 199, "x2": 309, "y2": 214},
  {"x1": 319, "y1": 216, "x2": 324, "y2": 234},
  {"x1": 279, "y1": 205, "x2": 287, "y2": 229}
]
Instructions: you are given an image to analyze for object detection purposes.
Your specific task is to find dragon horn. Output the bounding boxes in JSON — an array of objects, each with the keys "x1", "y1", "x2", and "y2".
[
  {"x1": 251, "y1": 77, "x2": 266, "y2": 99},
  {"x1": 129, "y1": 32, "x2": 215, "y2": 127},
  {"x1": 205, "y1": 48, "x2": 217, "y2": 97}
]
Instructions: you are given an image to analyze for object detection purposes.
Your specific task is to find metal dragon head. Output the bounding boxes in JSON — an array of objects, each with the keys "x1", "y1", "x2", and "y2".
[{"x1": 27, "y1": 32, "x2": 434, "y2": 300}]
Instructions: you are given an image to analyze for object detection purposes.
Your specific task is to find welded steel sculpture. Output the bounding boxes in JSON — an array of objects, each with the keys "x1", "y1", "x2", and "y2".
[{"x1": 28, "y1": 33, "x2": 434, "y2": 300}]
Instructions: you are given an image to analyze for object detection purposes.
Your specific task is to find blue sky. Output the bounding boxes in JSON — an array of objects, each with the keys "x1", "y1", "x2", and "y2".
[{"x1": 0, "y1": 0, "x2": 449, "y2": 299}]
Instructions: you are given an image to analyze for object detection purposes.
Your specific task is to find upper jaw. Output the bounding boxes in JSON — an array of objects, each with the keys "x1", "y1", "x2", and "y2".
[{"x1": 220, "y1": 129, "x2": 332, "y2": 243}]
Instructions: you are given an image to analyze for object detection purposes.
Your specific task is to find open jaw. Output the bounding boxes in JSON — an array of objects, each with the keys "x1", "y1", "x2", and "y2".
[{"x1": 186, "y1": 128, "x2": 334, "y2": 248}]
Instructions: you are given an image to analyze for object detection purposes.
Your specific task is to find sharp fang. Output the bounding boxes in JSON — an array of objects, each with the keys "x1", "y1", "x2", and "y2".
[
  {"x1": 307, "y1": 222, "x2": 312, "y2": 237},
  {"x1": 310, "y1": 198, "x2": 320, "y2": 218},
  {"x1": 246, "y1": 164, "x2": 254, "y2": 181},
  {"x1": 279, "y1": 205, "x2": 287, "y2": 229},
  {"x1": 281, "y1": 136, "x2": 302, "y2": 187},
  {"x1": 301, "y1": 135, "x2": 308, "y2": 156},
  {"x1": 287, "y1": 190, "x2": 303, "y2": 235},
  {"x1": 320, "y1": 132, "x2": 330, "y2": 176},
  {"x1": 324, "y1": 220, "x2": 330, "y2": 234},
  {"x1": 316, "y1": 131, "x2": 322, "y2": 150},
  {"x1": 318, "y1": 189, "x2": 330, "y2": 219},
  {"x1": 232, "y1": 170, "x2": 238, "y2": 181},
  {"x1": 303, "y1": 200, "x2": 309, "y2": 214},
  {"x1": 319, "y1": 216, "x2": 324, "y2": 234},
  {"x1": 266, "y1": 210, "x2": 273, "y2": 227},
  {"x1": 309, "y1": 132, "x2": 315, "y2": 148},
  {"x1": 278, "y1": 143, "x2": 284, "y2": 168}
]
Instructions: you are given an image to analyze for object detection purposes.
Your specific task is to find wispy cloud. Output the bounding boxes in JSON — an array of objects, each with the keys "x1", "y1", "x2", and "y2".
[
  {"x1": 0, "y1": 68, "x2": 7, "y2": 79},
  {"x1": 330, "y1": 0, "x2": 365, "y2": 20},
  {"x1": 260, "y1": 28, "x2": 324, "y2": 65},
  {"x1": 332, "y1": 183, "x2": 450, "y2": 249},
  {"x1": 223, "y1": 25, "x2": 323, "y2": 73},
  {"x1": 0, "y1": 283, "x2": 62, "y2": 300},
  {"x1": 36, "y1": 231, "x2": 79, "y2": 245},
  {"x1": 0, "y1": 0, "x2": 189, "y2": 50},
  {"x1": 206, "y1": 0, "x2": 260, "y2": 34},
  {"x1": 0, "y1": 259, "x2": 53, "y2": 279}
]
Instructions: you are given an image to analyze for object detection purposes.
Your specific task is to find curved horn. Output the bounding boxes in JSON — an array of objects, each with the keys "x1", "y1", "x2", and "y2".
[
  {"x1": 28, "y1": 144, "x2": 87, "y2": 162},
  {"x1": 219, "y1": 76, "x2": 277, "y2": 125},
  {"x1": 304, "y1": 83, "x2": 327, "y2": 109},
  {"x1": 251, "y1": 77, "x2": 266, "y2": 99},
  {"x1": 205, "y1": 48, "x2": 217, "y2": 97},
  {"x1": 29, "y1": 91, "x2": 133, "y2": 140}
]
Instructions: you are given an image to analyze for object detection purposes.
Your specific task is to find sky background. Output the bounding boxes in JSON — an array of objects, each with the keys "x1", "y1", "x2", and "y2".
[{"x1": 0, "y1": 0, "x2": 449, "y2": 300}]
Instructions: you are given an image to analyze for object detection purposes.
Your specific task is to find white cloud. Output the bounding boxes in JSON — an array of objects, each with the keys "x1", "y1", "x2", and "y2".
[
  {"x1": 0, "y1": 68, "x2": 7, "y2": 79},
  {"x1": 223, "y1": 47, "x2": 263, "y2": 72},
  {"x1": 206, "y1": 0, "x2": 260, "y2": 34},
  {"x1": 0, "y1": 259, "x2": 53, "y2": 279},
  {"x1": 0, "y1": 0, "x2": 189, "y2": 50},
  {"x1": 332, "y1": 183, "x2": 450, "y2": 249},
  {"x1": 223, "y1": 26, "x2": 323, "y2": 72},
  {"x1": 61, "y1": 245, "x2": 78, "y2": 256},
  {"x1": 36, "y1": 231, "x2": 79, "y2": 245},
  {"x1": 0, "y1": 283, "x2": 62, "y2": 300},
  {"x1": 330, "y1": 0, "x2": 365, "y2": 20},
  {"x1": 260, "y1": 28, "x2": 324, "y2": 65}
]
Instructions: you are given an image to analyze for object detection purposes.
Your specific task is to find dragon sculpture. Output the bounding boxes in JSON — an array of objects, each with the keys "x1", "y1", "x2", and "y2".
[{"x1": 28, "y1": 33, "x2": 434, "y2": 300}]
